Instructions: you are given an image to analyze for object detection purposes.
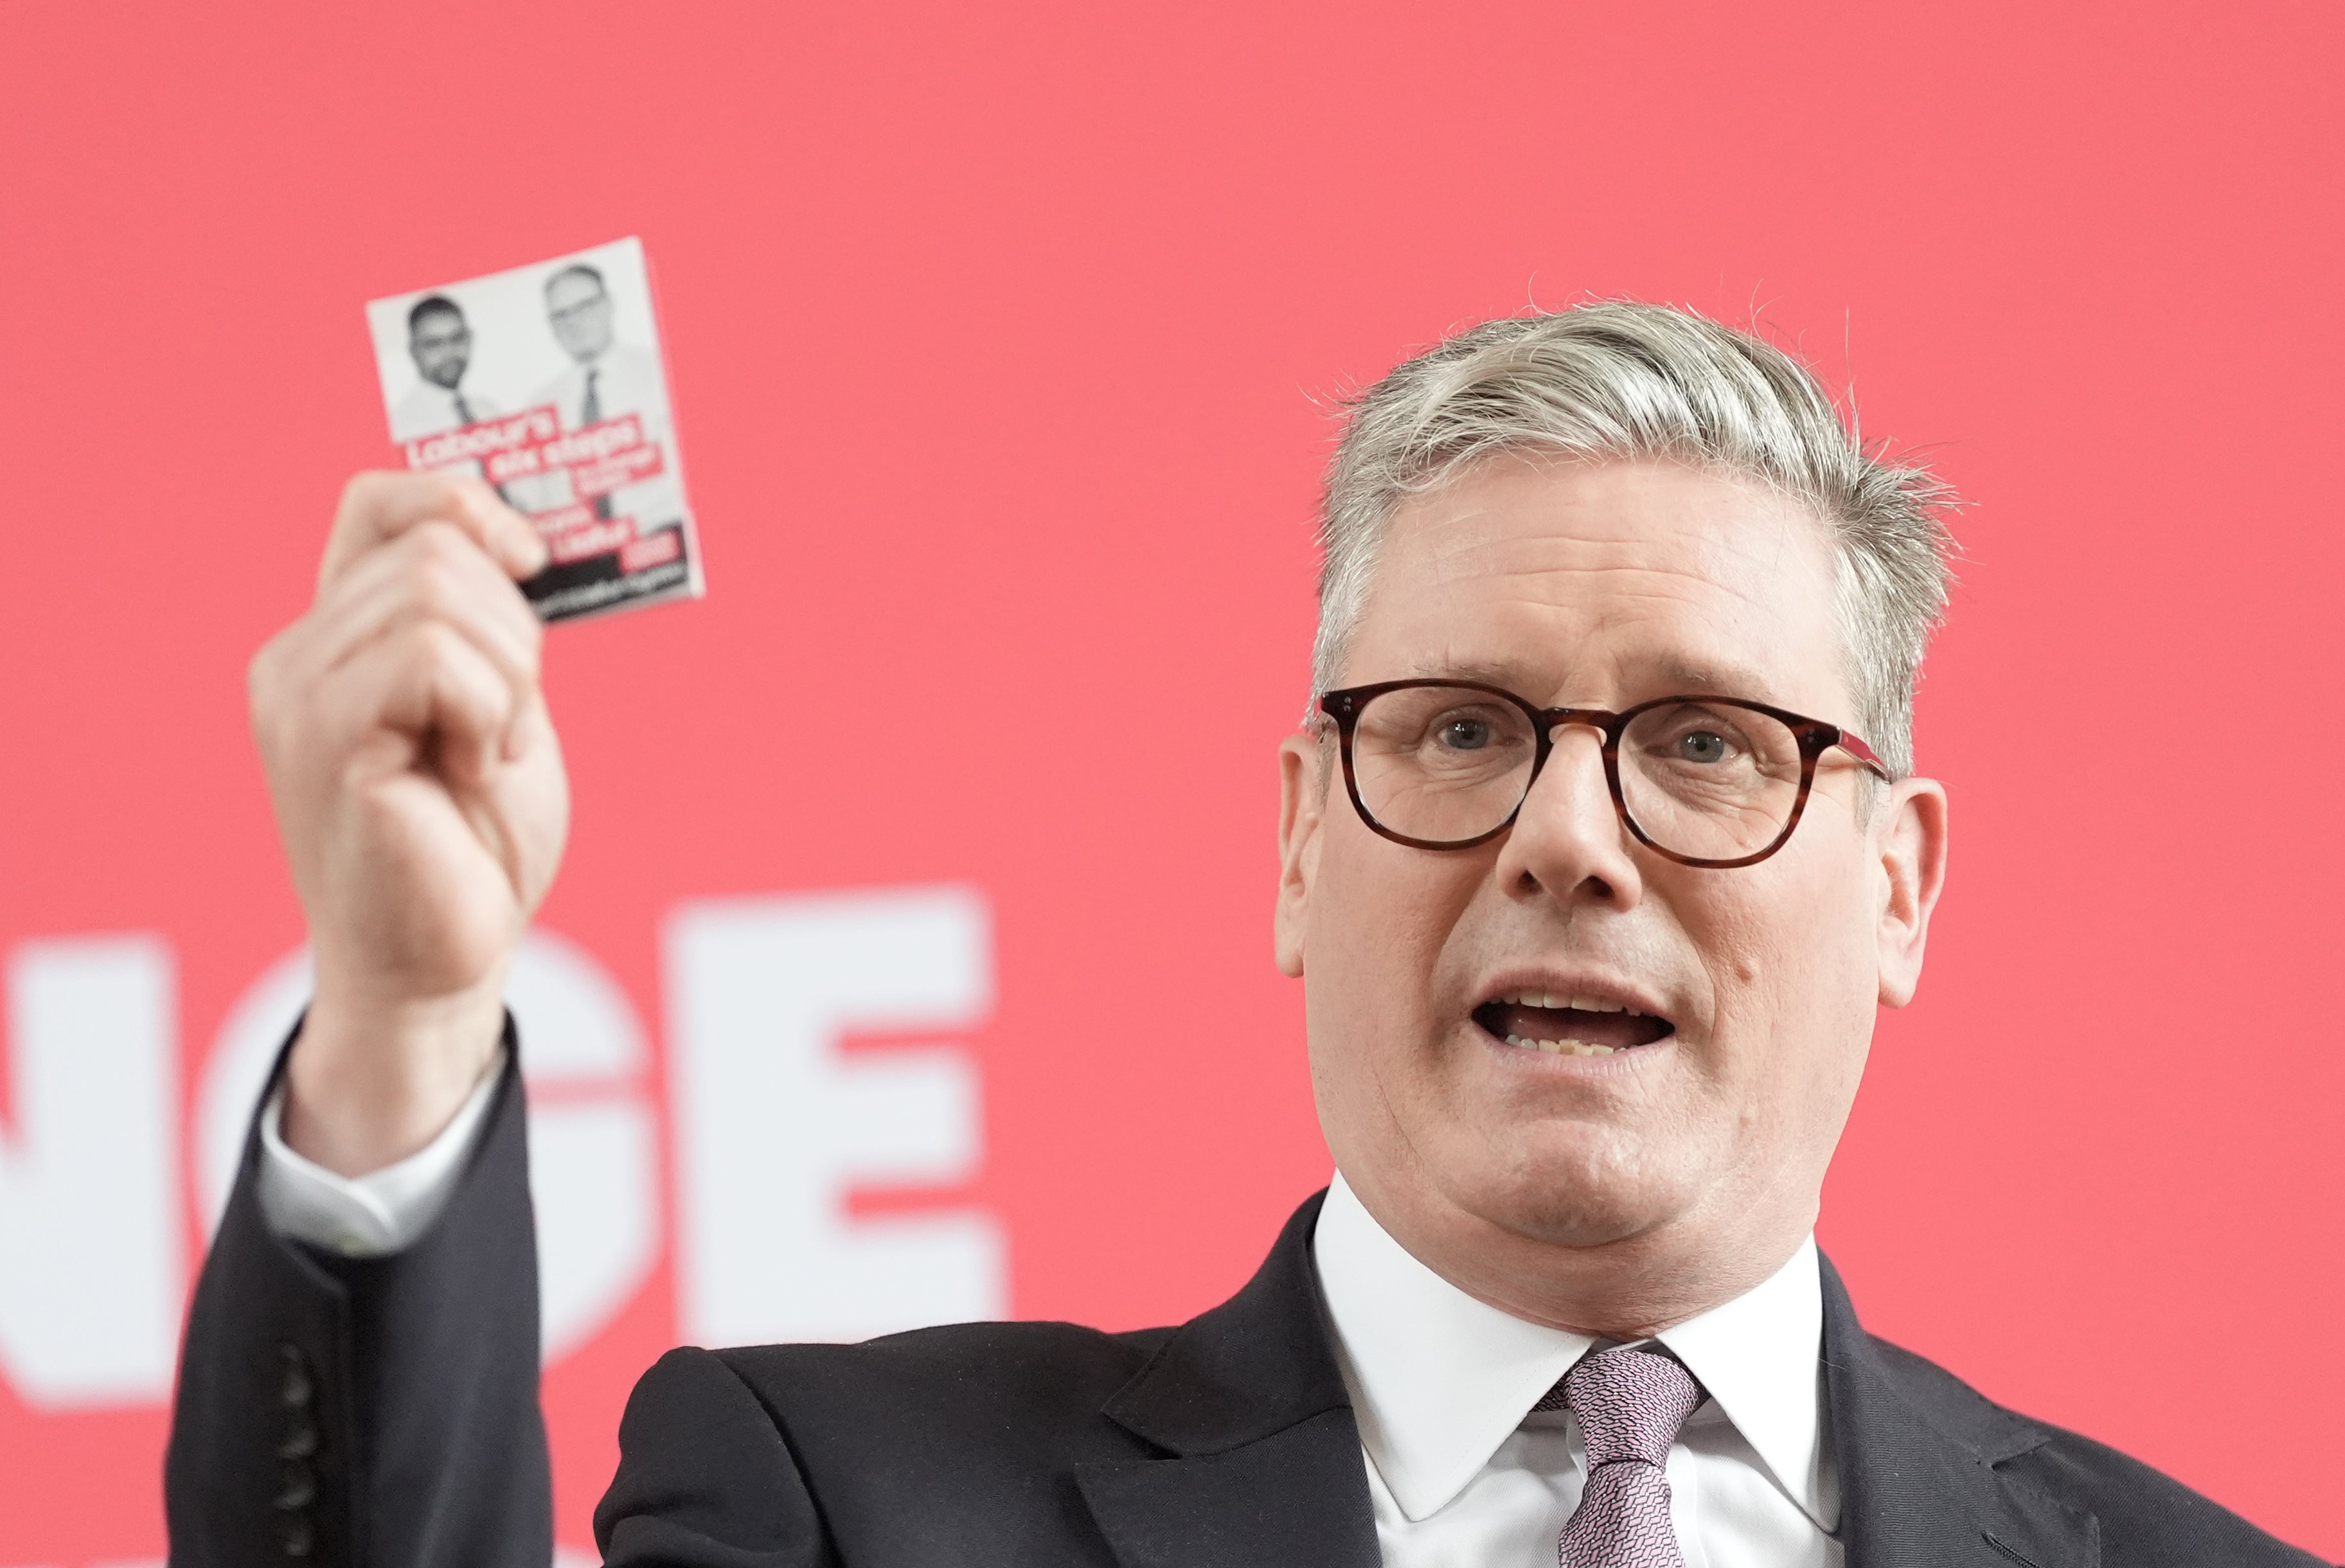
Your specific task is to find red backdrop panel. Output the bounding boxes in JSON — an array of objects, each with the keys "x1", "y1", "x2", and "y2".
[{"x1": 0, "y1": 0, "x2": 2338, "y2": 1559}]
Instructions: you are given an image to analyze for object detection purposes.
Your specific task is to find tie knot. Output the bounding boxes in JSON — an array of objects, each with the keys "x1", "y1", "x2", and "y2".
[{"x1": 1557, "y1": 1347, "x2": 1703, "y2": 1468}]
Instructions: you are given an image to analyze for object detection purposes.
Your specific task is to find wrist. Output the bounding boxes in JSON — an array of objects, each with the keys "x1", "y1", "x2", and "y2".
[{"x1": 283, "y1": 970, "x2": 508, "y2": 1177}]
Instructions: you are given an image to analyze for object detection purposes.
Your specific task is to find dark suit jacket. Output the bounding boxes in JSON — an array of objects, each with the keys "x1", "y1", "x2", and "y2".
[{"x1": 167, "y1": 1043, "x2": 2325, "y2": 1568}]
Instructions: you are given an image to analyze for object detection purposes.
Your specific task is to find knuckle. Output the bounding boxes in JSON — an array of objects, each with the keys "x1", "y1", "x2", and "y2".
[
  {"x1": 402, "y1": 524, "x2": 477, "y2": 598},
  {"x1": 430, "y1": 470, "x2": 486, "y2": 516},
  {"x1": 401, "y1": 619, "x2": 471, "y2": 682},
  {"x1": 409, "y1": 517, "x2": 473, "y2": 562},
  {"x1": 404, "y1": 515, "x2": 452, "y2": 553},
  {"x1": 249, "y1": 621, "x2": 308, "y2": 691},
  {"x1": 245, "y1": 636, "x2": 312, "y2": 753},
  {"x1": 341, "y1": 468, "x2": 407, "y2": 518},
  {"x1": 430, "y1": 471, "x2": 479, "y2": 515},
  {"x1": 409, "y1": 559, "x2": 462, "y2": 620},
  {"x1": 245, "y1": 646, "x2": 279, "y2": 711},
  {"x1": 409, "y1": 616, "x2": 462, "y2": 661}
]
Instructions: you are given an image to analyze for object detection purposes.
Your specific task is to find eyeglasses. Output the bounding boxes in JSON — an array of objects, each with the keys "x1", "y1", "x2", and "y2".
[
  {"x1": 548, "y1": 290, "x2": 610, "y2": 326},
  {"x1": 1316, "y1": 679, "x2": 1891, "y2": 868}
]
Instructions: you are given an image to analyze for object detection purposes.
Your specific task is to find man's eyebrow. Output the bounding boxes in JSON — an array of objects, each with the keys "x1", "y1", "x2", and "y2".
[
  {"x1": 1400, "y1": 656, "x2": 1528, "y2": 685},
  {"x1": 1643, "y1": 654, "x2": 1779, "y2": 698}
]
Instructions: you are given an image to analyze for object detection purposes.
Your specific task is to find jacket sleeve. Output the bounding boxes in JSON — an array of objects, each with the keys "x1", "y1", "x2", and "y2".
[
  {"x1": 165, "y1": 1019, "x2": 551, "y2": 1568},
  {"x1": 594, "y1": 1347, "x2": 828, "y2": 1568}
]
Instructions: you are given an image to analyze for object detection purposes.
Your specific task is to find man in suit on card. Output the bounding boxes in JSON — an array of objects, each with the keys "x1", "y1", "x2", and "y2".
[
  {"x1": 166, "y1": 303, "x2": 2324, "y2": 1567},
  {"x1": 528, "y1": 261, "x2": 682, "y2": 535}
]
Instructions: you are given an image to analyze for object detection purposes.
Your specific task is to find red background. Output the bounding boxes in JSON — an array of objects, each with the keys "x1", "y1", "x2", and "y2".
[{"x1": 2, "y1": 0, "x2": 2340, "y2": 1558}]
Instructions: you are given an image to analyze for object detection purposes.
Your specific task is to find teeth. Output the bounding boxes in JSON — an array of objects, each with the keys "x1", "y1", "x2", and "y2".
[
  {"x1": 1495, "y1": 989, "x2": 1645, "y2": 1017},
  {"x1": 1503, "y1": 1034, "x2": 1618, "y2": 1057}
]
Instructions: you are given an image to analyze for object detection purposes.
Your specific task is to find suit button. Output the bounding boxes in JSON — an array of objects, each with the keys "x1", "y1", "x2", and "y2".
[
  {"x1": 276, "y1": 1412, "x2": 319, "y2": 1459},
  {"x1": 274, "y1": 1460, "x2": 317, "y2": 1511},
  {"x1": 278, "y1": 1343, "x2": 313, "y2": 1409},
  {"x1": 274, "y1": 1513, "x2": 314, "y2": 1558}
]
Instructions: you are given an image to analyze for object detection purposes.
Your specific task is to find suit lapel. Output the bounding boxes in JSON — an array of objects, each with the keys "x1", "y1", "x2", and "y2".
[
  {"x1": 1077, "y1": 1191, "x2": 1380, "y2": 1568},
  {"x1": 1823, "y1": 1256, "x2": 2099, "y2": 1568},
  {"x1": 1076, "y1": 1206, "x2": 2101, "y2": 1568}
]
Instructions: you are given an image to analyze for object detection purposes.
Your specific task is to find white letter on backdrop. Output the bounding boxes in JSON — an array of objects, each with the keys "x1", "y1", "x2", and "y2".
[
  {"x1": 667, "y1": 886, "x2": 1003, "y2": 1346},
  {"x1": 0, "y1": 936, "x2": 181, "y2": 1407}
]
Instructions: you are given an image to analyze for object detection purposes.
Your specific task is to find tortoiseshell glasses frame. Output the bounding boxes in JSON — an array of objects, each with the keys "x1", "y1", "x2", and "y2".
[{"x1": 1315, "y1": 678, "x2": 1893, "y2": 869}]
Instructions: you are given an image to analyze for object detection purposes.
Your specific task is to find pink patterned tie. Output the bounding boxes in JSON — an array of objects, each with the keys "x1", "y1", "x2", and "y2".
[{"x1": 1540, "y1": 1346, "x2": 1704, "y2": 1567}]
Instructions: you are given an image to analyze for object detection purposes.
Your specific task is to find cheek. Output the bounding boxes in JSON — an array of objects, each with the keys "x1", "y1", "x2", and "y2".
[
  {"x1": 1306, "y1": 821, "x2": 1486, "y2": 1047},
  {"x1": 1681, "y1": 865, "x2": 1876, "y2": 1093}
]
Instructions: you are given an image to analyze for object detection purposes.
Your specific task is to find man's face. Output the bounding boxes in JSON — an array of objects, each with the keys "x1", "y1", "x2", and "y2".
[
  {"x1": 407, "y1": 308, "x2": 471, "y2": 389},
  {"x1": 545, "y1": 272, "x2": 614, "y2": 362},
  {"x1": 1276, "y1": 456, "x2": 1946, "y2": 1329}
]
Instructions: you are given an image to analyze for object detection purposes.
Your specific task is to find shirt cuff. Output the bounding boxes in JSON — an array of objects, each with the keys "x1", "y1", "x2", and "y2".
[{"x1": 256, "y1": 1047, "x2": 508, "y2": 1257}]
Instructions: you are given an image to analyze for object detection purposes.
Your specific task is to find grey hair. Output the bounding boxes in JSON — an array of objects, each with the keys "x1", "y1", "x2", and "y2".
[{"x1": 1312, "y1": 302, "x2": 1957, "y2": 778}]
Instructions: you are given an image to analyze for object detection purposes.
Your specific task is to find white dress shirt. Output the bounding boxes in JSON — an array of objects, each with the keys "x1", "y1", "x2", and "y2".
[
  {"x1": 389, "y1": 379, "x2": 501, "y2": 441},
  {"x1": 256, "y1": 1049, "x2": 504, "y2": 1254},
  {"x1": 263, "y1": 1082, "x2": 1842, "y2": 1567},
  {"x1": 1315, "y1": 1172, "x2": 1840, "y2": 1567},
  {"x1": 530, "y1": 343, "x2": 682, "y2": 530}
]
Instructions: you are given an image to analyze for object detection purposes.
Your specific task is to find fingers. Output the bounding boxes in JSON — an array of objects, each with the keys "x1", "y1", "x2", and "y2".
[
  {"x1": 250, "y1": 579, "x2": 526, "y2": 819},
  {"x1": 310, "y1": 522, "x2": 544, "y2": 743},
  {"x1": 319, "y1": 470, "x2": 548, "y2": 592},
  {"x1": 330, "y1": 616, "x2": 523, "y2": 792}
]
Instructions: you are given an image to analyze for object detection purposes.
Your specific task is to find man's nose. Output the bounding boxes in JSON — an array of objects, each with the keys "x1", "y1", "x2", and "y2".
[{"x1": 1492, "y1": 722, "x2": 1644, "y2": 909}]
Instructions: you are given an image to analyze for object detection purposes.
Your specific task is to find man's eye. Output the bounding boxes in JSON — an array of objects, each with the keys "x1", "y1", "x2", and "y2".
[
  {"x1": 1438, "y1": 718, "x2": 1492, "y2": 751},
  {"x1": 1676, "y1": 730, "x2": 1729, "y2": 763}
]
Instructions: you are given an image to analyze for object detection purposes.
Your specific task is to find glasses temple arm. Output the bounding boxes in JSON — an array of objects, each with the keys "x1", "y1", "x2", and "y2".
[{"x1": 1832, "y1": 730, "x2": 1895, "y2": 781}]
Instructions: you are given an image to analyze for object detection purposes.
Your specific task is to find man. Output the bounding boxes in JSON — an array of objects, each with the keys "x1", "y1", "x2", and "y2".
[
  {"x1": 388, "y1": 294, "x2": 499, "y2": 440},
  {"x1": 166, "y1": 303, "x2": 2323, "y2": 1567},
  {"x1": 530, "y1": 261, "x2": 682, "y2": 531}
]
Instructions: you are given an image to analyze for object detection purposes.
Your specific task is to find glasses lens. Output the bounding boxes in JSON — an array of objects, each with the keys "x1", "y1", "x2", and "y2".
[
  {"x1": 1350, "y1": 686, "x2": 1537, "y2": 844},
  {"x1": 1618, "y1": 700, "x2": 1805, "y2": 861}
]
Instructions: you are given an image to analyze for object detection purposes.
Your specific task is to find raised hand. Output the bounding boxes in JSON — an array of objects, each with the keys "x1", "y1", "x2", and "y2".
[{"x1": 249, "y1": 471, "x2": 567, "y2": 1175}]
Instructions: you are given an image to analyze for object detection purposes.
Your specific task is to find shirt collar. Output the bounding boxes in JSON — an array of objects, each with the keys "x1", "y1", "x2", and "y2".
[
  {"x1": 1653, "y1": 1224, "x2": 1834, "y2": 1533},
  {"x1": 1312, "y1": 1172, "x2": 1832, "y2": 1528}
]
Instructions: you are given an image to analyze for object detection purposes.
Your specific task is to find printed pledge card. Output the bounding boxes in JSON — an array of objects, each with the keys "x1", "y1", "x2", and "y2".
[{"x1": 365, "y1": 237, "x2": 705, "y2": 622}]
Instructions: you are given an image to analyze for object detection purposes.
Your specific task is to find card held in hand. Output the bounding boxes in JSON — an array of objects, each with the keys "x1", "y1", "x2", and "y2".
[{"x1": 365, "y1": 236, "x2": 706, "y2": 622}]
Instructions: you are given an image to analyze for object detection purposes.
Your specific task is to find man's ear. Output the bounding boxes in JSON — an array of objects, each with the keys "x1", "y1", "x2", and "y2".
[
  {"x1": 1274, "y1": 733, "x2": 1328, "y2": 978},
  {"x1": 1875, "y1": 776, "x2": 1950, "y2": 1008}
]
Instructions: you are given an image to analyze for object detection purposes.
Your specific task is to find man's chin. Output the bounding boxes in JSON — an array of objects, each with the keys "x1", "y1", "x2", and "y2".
[{"x1": 1453, "y1": 1132, "x2": 1700, "y2": 1252}]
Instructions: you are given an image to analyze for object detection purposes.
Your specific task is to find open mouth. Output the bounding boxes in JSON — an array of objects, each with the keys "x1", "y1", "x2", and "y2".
[{"x1": 1470, "y1": 990, "x2": 1675, "y2": 1058}]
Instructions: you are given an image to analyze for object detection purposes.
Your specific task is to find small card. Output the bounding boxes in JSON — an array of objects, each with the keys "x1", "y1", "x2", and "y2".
[{"x1": 365, "y1": 237, "x2": 705, "y2": 622}]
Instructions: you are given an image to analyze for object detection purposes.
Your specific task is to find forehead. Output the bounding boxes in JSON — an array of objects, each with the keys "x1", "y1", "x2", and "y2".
[
  {"x1": 546, "y1": 272, "x2": 605, "y2": 308},
  {"x1": 411, "y1": 308, "x2": 466, "y2": 339},
  {"x1": 1353, "y1": 456, "x2": 1847, "y2": 711}
]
